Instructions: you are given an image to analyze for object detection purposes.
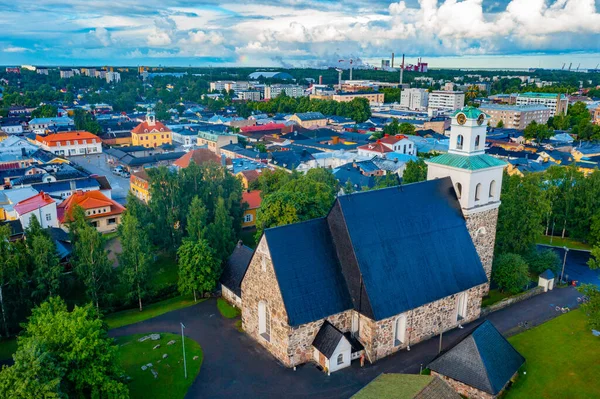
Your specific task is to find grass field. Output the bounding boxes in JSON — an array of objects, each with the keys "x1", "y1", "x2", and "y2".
[
  {"x1": 217, "y1": 298, "x2": 240, "y2": 318},
  {"x1": 105, "y1": 296, "x2": 202, "y2": 329},
  {"x1": 116, "y1": 333, "x2": 203, "y2": 399},
  {"x1": 506, "y1": 310, "x2": 600, "y2": 399},
  {"x1": 537, "y1": 236, "x2": 591, "y2": 251},
  {"x1": 481, "y1": 289, "x2": 512, "y2": 308}
]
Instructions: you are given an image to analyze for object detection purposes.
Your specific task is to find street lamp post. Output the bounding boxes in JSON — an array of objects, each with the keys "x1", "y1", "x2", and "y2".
[
  {"x1": 560, "y1": 246, "x2": 569, "y2": 284},
  {"x1": 181, "y1": 322, "x2": 187, "y2": 379}
]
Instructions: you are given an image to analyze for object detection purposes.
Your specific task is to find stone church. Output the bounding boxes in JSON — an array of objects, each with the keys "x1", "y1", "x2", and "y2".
[{"x1": 227, "y1": 107, "x2": 506, "y2": 371}]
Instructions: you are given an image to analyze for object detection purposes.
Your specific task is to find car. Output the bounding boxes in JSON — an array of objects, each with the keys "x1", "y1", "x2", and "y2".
[
  {"x1": 121, "y1": 171, "x2": 131, "y2": 178},
  {"x1": 112, "y1": 166, "x2": 124, "y2": 175}
]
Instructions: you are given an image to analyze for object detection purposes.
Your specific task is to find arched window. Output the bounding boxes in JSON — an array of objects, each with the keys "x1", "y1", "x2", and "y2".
[
  {"x1": 258, "y1": 301, "x2": 270, "y2": 341},
  {"x1": 456, "y1": 293, "x2": 468, "y2": 322},
  {"x1": 475, "y1": 135, "x2": 480, "y2": 148},
  {"x1": 456, "y1": 135, "x2": 464, "y2": 150},
  {"x1": 455, "y1": 182, "x2": 462, "y2": 199},
  {"x1": 337, "y1": 353, "x2": 344, "y2": 365},
  {"x1": 475, "y1": 183, "x2": 482, "y2": 201},
  {"x1": 489, "y1": 180, "x2": 497, "y2": 198},
  {"x1": 394, "y1": 315, "x2": 407, "y2": 346}
]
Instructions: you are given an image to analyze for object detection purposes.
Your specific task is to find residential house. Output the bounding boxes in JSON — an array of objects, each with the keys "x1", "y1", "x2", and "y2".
[
  {"x1": 57, "y1": 190, "x2": 125, "y2": 233},
  {"x1": 131, "y1": 111, "x2": 172, "y2": 148},
  {"x1": 242, "y1": 190, "x2": 261, "y2": 228},
  {"x1": 0, "y1": 187, "x2": 40, "y2": 221},
  {"x1": 197, "y1": 130, "x2": 238, "y2": 153},
  {"x1": 36, "y1": 131, "x2": 102, "y2": 156},
  {"x1": 173, "y1": 148, "x2": 222, "y2": 169},
  {"x1": 14, "y1": 191, "x2": 58, "y2": 229},
  {"x1": 29, "y1": 117, "x2": 74, "y2": 134},
  {"x1": 130, "y1": 169, "x2": 151, "y2": 203},
  {"x1": 289, "y1": 112, "x2": 327, "y2": 129},
  {"x1": 237, "y1": 170, "x2": 261, "y2": 189},
  {"x1": 357, "y1": 135, "x2": 417, "y2": 158},
  {"x1": 428, "y1": 321, "x2": 525, "y2": 399}
]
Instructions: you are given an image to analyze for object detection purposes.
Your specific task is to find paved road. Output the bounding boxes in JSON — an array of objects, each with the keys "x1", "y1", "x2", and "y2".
[
  {"x1": 110, "y1": 287, "x2": 582, "y2": 399},
  {"x1": 539, "y1": 246, "x2": 600, "y2": 287},
  {"x1": 69, "y1": 154, "x2": 130, "y2": 204}
]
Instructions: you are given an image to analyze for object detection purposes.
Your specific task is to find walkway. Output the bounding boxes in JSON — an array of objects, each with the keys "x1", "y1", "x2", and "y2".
[{"x1": 109, "y1": 286, "x2": 582, "y2": 399}]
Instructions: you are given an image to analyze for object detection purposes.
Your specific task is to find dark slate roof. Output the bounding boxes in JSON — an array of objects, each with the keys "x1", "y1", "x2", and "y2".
[
  {"x1": 0, "y1": 219, "x2": 23, "y2": 238},
  {"x1": 428, "y1": 321, "x2": 525, "y2": 395},
  {"x1": 263, "y1": 218, "x2": 353, "y2": 326},
  {"x1": 269, "y1": 150, "x2": 313, "y2": 170},
  {"x1": 312, "y1": 321, "x2": 346, "y2": 358},
  {"x1": 220, "y1": 243, "x2": 253, "y2": 297},
  {"x1": 333, "y1": 164, "x2": 375, "y2": 189},
  {"x1": 539, "y1": 269, "x2": 555, "y2": 279},
  {"x1": 335, "y1": 177, "x2": 488, "y2": 320}
]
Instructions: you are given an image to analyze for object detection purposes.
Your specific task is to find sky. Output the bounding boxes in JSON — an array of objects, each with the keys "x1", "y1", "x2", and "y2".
[{"x1": 1, "y1": 0, "x2": 600, "y2": 69}]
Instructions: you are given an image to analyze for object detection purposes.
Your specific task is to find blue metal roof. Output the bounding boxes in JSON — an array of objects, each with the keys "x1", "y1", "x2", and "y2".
[{"x1": 264, "y1": 218, "x2": 353, "y2": 326}]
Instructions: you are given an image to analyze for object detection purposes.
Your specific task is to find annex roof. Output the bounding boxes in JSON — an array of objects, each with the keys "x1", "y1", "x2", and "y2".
[
  {"x1": 427, "y1": 153, "x2": 507, "y2": 171},
  {"x1": 173, "y1": 149, "x2": 222, "y2": 168},
  {"x1": 14, "y1": 192, "x2": 54, "y2": 215},
  {"x1": 220, "y1": 243, "x2": 253, "y2": 297},
  {"x1": 312, "y1": 321, "x2": 347, "y2": 358}
]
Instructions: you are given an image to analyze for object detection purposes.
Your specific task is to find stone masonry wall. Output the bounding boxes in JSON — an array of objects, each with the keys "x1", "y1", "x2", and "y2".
[
  {"x1": 241, "y1": 236, "x2": 293, "y2": 366},
  {"x1": 465, "y1": 207, "x2": 499, "y2": 285},
  {"x1": 365, "y1": 284, "x2": 487, "y2": 362},
  {"x1": 431, "y1": 371, "x2": 495, "y2": 399}
]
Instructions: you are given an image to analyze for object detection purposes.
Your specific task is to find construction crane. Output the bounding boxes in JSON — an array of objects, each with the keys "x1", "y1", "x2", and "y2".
[
  {"x1": 576, "y1": 63, "x2": 581, "y2": 72},
  {"x1": 568, "y1": 63, "x2": 572, "y2": 71},
  {"x1": 338, "y1": 59, "x2": 354, "y2": 81},
  {"x1": 561, "y1": 63, "x2": 566, "y2": 70},
  {"x1": 335, "y1": 68, "x2": 343, "y2": 90}
]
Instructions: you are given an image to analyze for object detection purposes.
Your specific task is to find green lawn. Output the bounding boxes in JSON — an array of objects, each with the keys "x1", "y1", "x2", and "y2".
[
  {"x1": 217, "y1": 298, "x2": 240, "y2": 319},
  {"x1": 481, "y1": 289, "x2": 512, "y2": 308},
  {"x1": 506, "y1": 310, "x2": 600, "y2": 399},
  {"x1": 537, "y1": 235, "x2": 591, "y2": 251},
  {"x1": 0, "y1": 338, "x2": 17, "y2": 361},
  {"x1": 148, "y1": 252, "x2": 179, "y2": 291},
  {"x1": 116, "y1": 333, "x2": 203, "y2": 399},
  {"x1": 105, "y1": 296, "x2": 202, "y2": 329}
]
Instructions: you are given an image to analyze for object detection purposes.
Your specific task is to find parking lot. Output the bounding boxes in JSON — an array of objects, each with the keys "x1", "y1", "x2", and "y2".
[{"x1": 69, "y1": 154, "x2": 130, "y2": 204}]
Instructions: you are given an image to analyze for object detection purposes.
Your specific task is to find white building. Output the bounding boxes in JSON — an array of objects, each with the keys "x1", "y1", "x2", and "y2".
[
  {"x1": 29, "y1": 117, "x2": 74, "y2": 134},
  {"x1": 14, "y1": 192, "x2": 59, "y2": 229},
  {"x1": 357, "y1": 134, "x2": 417, "y2": 158},
  {"x1": 478, "y1": 104, "x2": 552, "y2": 129},
  {"x1": 237, "y1": 90, "x2": 262, "y2": 101},
  {"x1": 0, "y1": 121, "x2": 23, "y2": 134},
  {"x1": 210, "y1": 81, "x2": 250, "y2": 92},
  {"x1": 106, "y1": 71, "x2": 121, "y2": 83},
  {"x1": 515, "y1": 92, "x2": 568, "y2": 117},
  {"x1": 400, "y1": 88, "x2": 429, "y2": 110},
  {"x1": 36, "y1": 131, "x2": 102, "y2": 156},
  {"x1": 264, "y1": 84, "x2": 306, "y2": 99},
  {"x1": 428, "y1": 91, "x2": 465, "y2": 112}
]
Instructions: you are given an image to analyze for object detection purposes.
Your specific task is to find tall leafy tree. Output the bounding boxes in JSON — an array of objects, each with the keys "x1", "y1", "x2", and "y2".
[
  {"x1": 30, "y1": 234, "x2": 62, "y2": 302},
  {"x1": 177, "y1": 239, "x2": 221, "y2": 302},
  {"x1": 402, "y1": 160, "x2": 428, "y2": 184},
  {"x1": 492, "y1": 253, "x2": 530, "y2": 294},
  {"x1": 0, "y1": 297, "x2": 128, "y2": 398},
  {"x1": 577, "y1": 284, "x2": 600, "y2": 330},
  {"x1": 0, "y1": 225, "x2": 21, "y2": 337},
  {"x1": 206, "y1": 197, "x2": 235, "y2": 262},
  {"x1": 187, "y1": 196, "x2": 208, "y2": 242},
  {"x1": 118, "y1": 212, "x2": 151, "y2": 312}
]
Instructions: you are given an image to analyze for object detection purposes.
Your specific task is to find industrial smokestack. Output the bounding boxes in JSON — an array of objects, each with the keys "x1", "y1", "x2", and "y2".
[
  {"x1": 319, "y1": 75, "x2": 322, "y2": 85},
  {"x1": 391, "y1": 53, "x2": 395, "y2": 68},
  {"x1": 400, "y1": 54, "x2": 405, "y2": 85}
]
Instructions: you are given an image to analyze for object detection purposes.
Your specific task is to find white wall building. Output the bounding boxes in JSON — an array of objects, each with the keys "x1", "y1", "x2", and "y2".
[
  {"x1": 14, "y1": 192, "x2": 59, "y2": 229},
  {"x1": 210, "y1": 81, "x2": 250, "y2": 92},
  {"x1": 428, "y1": 91, "x2": 465, "y2": 112},
  {"x1": 106, "y1": 71, "x2": 121, "y2": 83},
  {"x1": 515, "y1": 92, "x2": 568, "y2": 117},
  {"x1": 36, "y1": 131, "x2": 102, "y2": 156},
  {"x1": 264, "y1": 84, "x2": 306, "y2": 99},
  {"x1": 400, "y1": 88, "x2": 429, "y2": 110}
]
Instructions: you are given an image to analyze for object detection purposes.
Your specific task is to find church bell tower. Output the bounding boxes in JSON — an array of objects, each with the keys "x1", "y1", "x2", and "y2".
[{"x1": 426, "y1": 107, "x2": 507, "y2": 282}]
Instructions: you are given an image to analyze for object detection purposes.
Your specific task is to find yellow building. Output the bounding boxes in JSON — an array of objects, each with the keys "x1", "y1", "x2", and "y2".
[
  {"x1": 130, "y1": 169, "x2": 151, "y2": 203},
  {"x1": 131, "y1": 112, "x2": 172, "y2": 148},
  {"x1": 288, "y1": 112, "x2": 327, "y2": 129},
  {"x1": 332, "y1": 92, "x2": 384, "y2": 105},
  {"x1": 242, "y1": 190, "x2": 261, "y2": 228},
  {"x1": 236, "y1": 170, "x2": 261, "y2": 190}
]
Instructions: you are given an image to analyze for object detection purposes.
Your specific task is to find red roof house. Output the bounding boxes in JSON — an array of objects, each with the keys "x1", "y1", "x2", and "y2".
[{"x1": 57, "y1": 190, "x2": 125, "y2": 233}]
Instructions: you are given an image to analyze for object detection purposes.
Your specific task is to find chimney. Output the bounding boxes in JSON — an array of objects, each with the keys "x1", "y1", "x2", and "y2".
[
  {"x1": 70, "y1": 180, "x2": 76, "y2": 192},
  {"x1": 237, "y1": 240, "x2": 243, "y2": 248},
  {"x1": 332, "y1": 136, "x2": 340, "y2": 145},
  {"x1": 318, "y1": 75, "x2": 323, "y2": 85}
]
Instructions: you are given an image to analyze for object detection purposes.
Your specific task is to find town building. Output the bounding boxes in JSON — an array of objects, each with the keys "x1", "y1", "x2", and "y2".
[
  {"x1": 288, "y1": 112, "x2": 327, "y2": 129},
  {"x1": 210, "y1": 81, "x2": 250, "y2": 92},
  {"x1": 357, "y1": 134, "x2": 417, "y2": 157},
  {"x1": 236, "y1": 170, "x2": 261, "y2": 189},
  {"x1": 57, "y1": 190, "x2": 125, "y2": 234},
  {"x1": 106, "y1": 71, "x2": 121, "y2": 83},
  {"x1": 332, "y1": 92, "x2": 384, "y2": 105},
  {"x1": 197, "y1": 130, "x2": 238, "y2": 153},
  {"x1": 428, "y1": 91, "x2": 466, "y2": 112},
  {"x1": 264, "y1": 84, "x2": 306, "y2": 99},
  {"x1": 14, "y1": 192, "x2": 58, "y2": 229},
  {"x1": 29, "y1": 117, "x2": 74, "y2": 134},
  {"x1": 173, "y1": 148, "x2": 222, "y2": 169},
  {"x1": 242, "y1": 190, "x2": 261, "y2": 228},
  {"x1": 400, "y1": 89, "x2": 429, "y2": 110},
  {"x1": 130, "y1": 169, "x2": 151, "y2": 203},
  {"x1": 515, "y1": 92, "x2": 568, "y2": 117},
  {"x1": 36, "y1": 131, "x2": 102, "y2": 156},
  {"x1": 594, "y1": 104, "x2": 600, "y2": 126},
  {"x1": 59, "y1": 68, "x2": 75, "y2": 79},
  {"x1": 479, "y1": 104, "x2": 552, "y2": 129},
  {"x1": 236, "y1": 90, "x2": 262, "y2": 101},
  {"x1": 0, "y1": 187, "x2": 39, "y2": 221},
  {"x1": 131, "y1": 111, "x2": 173, "y2": 148}
]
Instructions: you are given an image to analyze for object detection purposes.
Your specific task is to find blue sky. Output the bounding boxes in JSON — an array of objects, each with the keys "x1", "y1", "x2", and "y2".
[{"x1": 1, "y1": 0, "x2": 600, "y2": 69}]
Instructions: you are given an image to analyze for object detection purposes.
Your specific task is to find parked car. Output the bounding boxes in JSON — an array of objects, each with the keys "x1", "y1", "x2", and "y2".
[{"x1": 112, "y1": 166, "x2": 124, "y2": 175}]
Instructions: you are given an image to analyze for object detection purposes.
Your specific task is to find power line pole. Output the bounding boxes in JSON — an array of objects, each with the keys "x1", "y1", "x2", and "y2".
[{"x1": 181, "y1": 322, "x2": 187, "y2": 379}]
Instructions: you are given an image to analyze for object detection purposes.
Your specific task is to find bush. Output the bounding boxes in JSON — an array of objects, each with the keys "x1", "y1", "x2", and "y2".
[
  {"x1": 493, "y1": 253, "x2": 530, "y2": 294},
  {"x1": 525, "y1": 249, "x2": 561, "y2": 276}
]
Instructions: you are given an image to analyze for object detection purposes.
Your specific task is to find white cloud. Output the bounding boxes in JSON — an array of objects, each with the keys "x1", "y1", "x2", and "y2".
[
  {"x1": 92, "y1": 27, "x2": 112, "y2": 46},
  {"x1": 3, "y1": 46, "x2": 29, "y2": 53},
  {"x1": 389, "y1": 1, "x2": 407, "y2": 15}
]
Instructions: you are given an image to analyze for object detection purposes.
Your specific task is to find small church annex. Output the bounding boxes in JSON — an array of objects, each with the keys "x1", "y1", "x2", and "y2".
[{"x1": 222, "y1": 107, "x2": 507, "y2": 371}]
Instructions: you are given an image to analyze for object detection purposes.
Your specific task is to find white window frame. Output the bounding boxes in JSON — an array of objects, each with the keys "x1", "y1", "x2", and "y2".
[
  {"x1": 394, "y1": 315, "x2": 407, "y2": 346},
  {"x1": 456, "y1": 292, "x2": 468, "y2": 322},
  {"x1": 258, "y1": 300, "x2": 270, "y2": 341}
]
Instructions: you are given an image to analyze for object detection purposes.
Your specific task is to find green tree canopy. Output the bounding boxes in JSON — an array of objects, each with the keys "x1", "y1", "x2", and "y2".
[
  {"x1": 402, "y1": 160, "x2": 428, "y2": 184},
  {"x1": 177, "y1": 239, "x2": 221, "y2": 302},
  {"x1": 492, "y1": 253, "x2": 530, "y2": 294}
]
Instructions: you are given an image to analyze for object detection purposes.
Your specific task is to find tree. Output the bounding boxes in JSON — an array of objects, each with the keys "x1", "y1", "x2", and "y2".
[
  {"x1": 31, "y1": 104, "x2": 57, "y2": 118},
  {"x1": 398, "y1": 123, "x2": 416, "y2": 136},
  {"x1": 383, "y1": 118, "x2": 400, "y2": 136},
  {"x1": 0, "y1": 297, "x2": 128, "y2": 398},
  {"x1": 0, "y1": 225, "x2": 22, "y2": 337},
  {"x1": 30, "y1": 233, "x2": 62, "y2": 302},
  {"x1": 186, "y1": 196, "x2": 208, "y2": 242},
  {"x1": 374, "y1": 173, "x2": 400, "y2": 189},
  {"x1": 206, "y1": 197, "x2": 235, "y2": 262},
  {"x1": 525, "y1": 248, "x2": 561, "y2": 276},
  {"x1": 118, "y1": 212, "x2": 151, "y2": 312},
  {"x1": 402, "y1": 160, "x2": 427, "y2": 184},
  {"x1": 523, "y1": 120, "x2": 553, "y2": 143},
  {"x1": 492, "y1": 253, "x2": 530, "y2": 294},
  {"x1": 70, "y1": 207, "x2": 113, "y2": 310},
  {"x1": 343, "y1": 179, "x2": 355, "y2": 194},
  {"x1": 177, "y1": 239, "x2": 221, "y2": 302},
  {"x1": 496, "y1": 120, "x2": 504, "y2": 128},
  {"x1": 577, "y1": 284, "x2": 600, "y2": 330}
]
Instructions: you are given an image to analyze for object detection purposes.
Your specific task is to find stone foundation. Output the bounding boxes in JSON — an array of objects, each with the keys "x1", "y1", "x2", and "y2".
[{"x1": 465, "y1": 207, "x2": 499, "y2": 285}]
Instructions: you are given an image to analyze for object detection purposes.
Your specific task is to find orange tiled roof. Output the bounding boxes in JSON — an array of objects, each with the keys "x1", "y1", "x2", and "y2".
[
  {"x1": 379, "y1": 134, "x2": 409, "y2": 144},
  {"x1": 357, "y1": 141, "x2": 394, "y2": 153},
  {"x1": 238, "y1": 169, "x2": 260, "y2": 183},
  {"x1": 242, "y1": 190, "x2": 262, "y2": 209},
  {"x1": 57, "y1": 190, "x2": 125, "y2": 223},
  {"x1": 174, "y1": 149, "x2": 222, "y2": 168},
  {"x1": 14, "y1": 192, "x2": 54, "y2": 215},
  {"x1": 131, "y1": 120, "x2": 171, "y2": 135},
  {"x1": 36, "y1": 131, "x2": 100, "y2": 147}
]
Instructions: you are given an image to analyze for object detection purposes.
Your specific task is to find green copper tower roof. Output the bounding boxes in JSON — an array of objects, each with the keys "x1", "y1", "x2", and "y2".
[
  {"x1": 451, "y1": 106, "x2": 490, "y2": 119},
  {"x1": 427, "y1": 153, "x2": 507, "y2": 171}
]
